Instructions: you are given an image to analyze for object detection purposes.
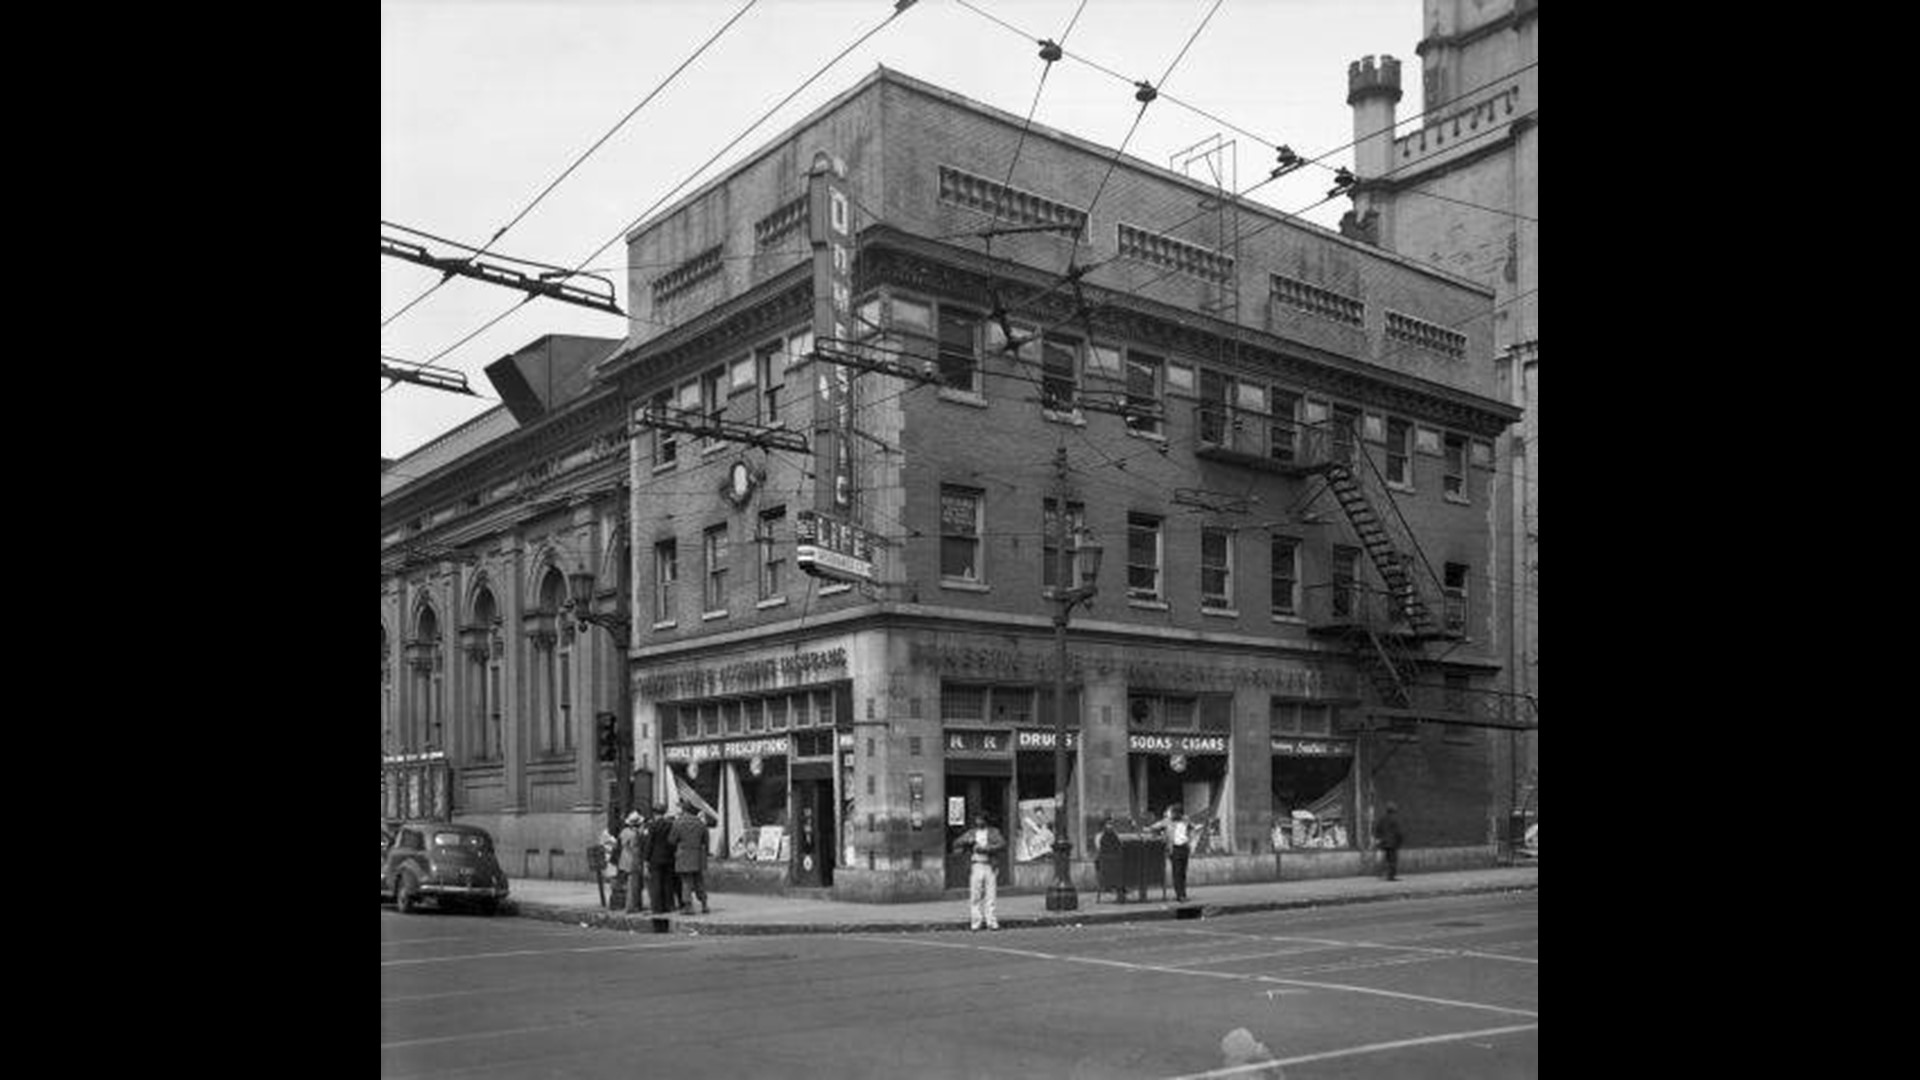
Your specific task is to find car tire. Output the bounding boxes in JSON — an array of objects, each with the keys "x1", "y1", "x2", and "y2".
[
  {"x1": 396, "y1": 871, "x2": 421, "y2": 914},
  {"x1": 476, "y1": 897, "x2": 499, "y2": 917}
]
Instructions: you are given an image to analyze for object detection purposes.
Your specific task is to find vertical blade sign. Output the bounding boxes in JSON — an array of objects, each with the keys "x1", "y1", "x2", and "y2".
[{"x1": 808, "y1": 152, "x2": 855, "y2": 514}]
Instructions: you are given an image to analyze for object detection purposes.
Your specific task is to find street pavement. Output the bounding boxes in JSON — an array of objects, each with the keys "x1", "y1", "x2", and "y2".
[{"x1": 381, "y1": 888, "x2": 1538, "y2": 1078}]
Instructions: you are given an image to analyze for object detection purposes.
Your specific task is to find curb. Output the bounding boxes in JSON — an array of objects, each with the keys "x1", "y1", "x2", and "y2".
[{"x1": 504, "y1": 878, "x2": 1537, "y2": 937}]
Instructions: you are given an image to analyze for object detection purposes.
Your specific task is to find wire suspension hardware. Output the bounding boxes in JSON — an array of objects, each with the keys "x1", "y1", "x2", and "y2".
[
  {"x1": 380, "y1": 359, "x2": 478, "y2": 397},
  {"x1": 633, "y1": 406, "x2": 810, "y2": 454},
  {"x1": 379, "y1": 234, "x2": 624, "y2": 316}
]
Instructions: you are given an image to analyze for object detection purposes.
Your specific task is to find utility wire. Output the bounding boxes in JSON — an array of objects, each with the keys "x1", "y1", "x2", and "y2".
[
  {"x1": 380, "y1": 0, "x2": 761, "y2": 330},
  {"x1": 408, "y1": 1, "x2": 918, "y2": 378}
]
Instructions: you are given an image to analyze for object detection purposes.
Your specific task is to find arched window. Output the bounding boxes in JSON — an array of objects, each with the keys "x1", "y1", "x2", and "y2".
[
  {"x1": 468, "y1": 589, "x2": 501, "y2": 761},
  {"x1": 413, "y1": 604, "x2": 442, "y2": 752},
  {"x1": 538, "y1": 569, "x2": 571, "y2": 755}
]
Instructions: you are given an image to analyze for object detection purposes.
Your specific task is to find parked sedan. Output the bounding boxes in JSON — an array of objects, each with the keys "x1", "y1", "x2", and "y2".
[{"x1": 381, "y1": 822, "x2": 510, "y2": 915}]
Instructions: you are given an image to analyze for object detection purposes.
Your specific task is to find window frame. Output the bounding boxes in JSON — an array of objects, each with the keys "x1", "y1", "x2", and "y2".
[
  {"x1": 757, "y1": 506, "x2": 786, "y2": 601},
  {"x1": 1124, "y1": 350, "x2": 1164, "y2": 436},
  {"x1": 1443, "y1": 562, "x2": 1468, "y2": 634},
  {"x1": 939, "y1": 484, "x2": 985, "y2": 584},
  {"x1": 1200, "y1": 526, "x2": 1235, "y2": 611},
  {"x1": 756, "y1": 339, "x2": 786, "y2": 426},
  {"x1": 1126, "y1": 512, "x2": 1164, "y2": 602},
  {"x1": 699, "y1": 366, "x2": 727, "y2": 451},
  {"x1": 653, "y1": 539, "x2": 678, "y2": 625},
  {"x1": 1443, "y1": 433, "x2": 1468, "y2": 501},
  {"x1": 702, "y1": 524, "x2": 729, "y2": 615},
  {"x1": 1385, "y1": 416, "x2": 1413, "y2": 488},
  {"x1": 936, "y1": 305, "x2": 983, "y2": 395},
  {"x1": 1269, "y1": 535, "x2": 1300, "y2": 617},
  {"x1": 1042, "y1": 498, "x2": 1088, "y2": 591},
  {"x1": 1040, "y1": 332, "x2": 1082, "y2": 416}
]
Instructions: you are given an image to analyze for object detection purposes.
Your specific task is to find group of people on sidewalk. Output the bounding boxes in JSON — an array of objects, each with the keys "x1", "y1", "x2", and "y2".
[
  {"x1": 612, "y1": 801, "x2": 718, "y2": 916},
  {"x1": 608, "y1": 800, "x2": 1408, "y2": 928}
]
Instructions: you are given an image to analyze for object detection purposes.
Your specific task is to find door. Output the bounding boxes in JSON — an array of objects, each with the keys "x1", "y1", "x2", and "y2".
[
  {"x1": 790, "y1": 778, "x2": 835, "y2": 887},
  {"x1": 944, "y1": 775, "x2": 1011, "y2": 889}
]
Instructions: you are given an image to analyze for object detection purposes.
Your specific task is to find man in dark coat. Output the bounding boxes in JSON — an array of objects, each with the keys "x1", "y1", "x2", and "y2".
[
  {"x1": 669, "y1": 801, "x2": 715, "y2": 914},
  {"x1": 1372, "y1": 802, "x2": 1404, "y2": 881},
  {"x1": 644, "y1": 801, "x2": 678, "y2": 915}
]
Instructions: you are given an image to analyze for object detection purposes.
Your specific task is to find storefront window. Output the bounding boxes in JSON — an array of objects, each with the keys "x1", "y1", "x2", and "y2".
[
  {"x1": 1128, "y1": 692, "x2": 1232, "y2": 854},
  {"x1": 1270, "y1": 700, "x2": 1355, "y2": 850},
  {"x1": 1014, "y1": 751, "x2": 1075, "y2": 863}
]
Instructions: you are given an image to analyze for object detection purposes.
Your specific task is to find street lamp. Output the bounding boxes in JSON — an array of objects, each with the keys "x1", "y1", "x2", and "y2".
[
  {"x1": 566, "y1": 568, "x2": 636, "y2": 823},
  {"x1": 1046, "y1": 535, "x2": 1103, "y2": 912}
]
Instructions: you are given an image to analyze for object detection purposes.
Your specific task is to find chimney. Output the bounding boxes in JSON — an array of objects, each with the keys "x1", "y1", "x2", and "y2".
[{"x1": 1345, "y1": 55, "x2": 1402, "y2": 247}]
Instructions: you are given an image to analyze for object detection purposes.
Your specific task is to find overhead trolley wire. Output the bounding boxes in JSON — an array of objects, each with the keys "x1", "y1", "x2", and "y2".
[
  {"x1": 407, "y1": 1, "x2": 921, "y2": 376},
  {"x1": 380, "y1": 0, "x2": 762, "y2": 330}
]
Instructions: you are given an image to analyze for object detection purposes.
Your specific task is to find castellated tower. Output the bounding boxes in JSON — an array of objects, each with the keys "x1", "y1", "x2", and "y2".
[{"x1": 1342, "y1": 54, "x2": 1401, "y2": 246}]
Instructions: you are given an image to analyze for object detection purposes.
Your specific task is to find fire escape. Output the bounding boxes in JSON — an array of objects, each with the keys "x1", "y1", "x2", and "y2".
[{"x1": 1193, "y1": 407, "x2": 1460, "y2": 714}]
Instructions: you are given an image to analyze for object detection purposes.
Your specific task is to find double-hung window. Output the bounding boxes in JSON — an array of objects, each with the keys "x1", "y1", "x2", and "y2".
[
  {"x1": 1127, "y1": 513, "x2": 1163, "y2": 600},
  {"x1": 650, "y1": 390, "x2": 677, "y2": 466},
  {"x1": 1201, "y1": 527, "x2": 1234, "y2": 610},
  {"x1": 937, "y1": 307, "x2": 981, "y2": 394},
  {"x1": 653, "y1": 540, "x2": 677, "y2": 623},
  {"x1": 1443, "y1": 433, "x2": 1467, "y2": 500},
  {"x1": 702, "y1": 525, "x2": 728, "y2": 613},
  {"x1": 1041, "y1": 499, "x2": 1087, "y2": 591},
  {"x1": 1444, "y1": 562, "x2": 1468, "y2": 634},
  {"x1": 1125, "y1": 351, "x2": 1162, "y2": 435},
  {"x1": 1041, "y1": 334, "x2": 1079, "y2": 413},
  {"x1": 1386, "y1": 417, "x2": 1412, "y2": 486},
  {"x1": 940, "y1": 486, "x2": 984, "y2": 582},
  {"x1": 1270, "y1": 536, "x2": 1299, "y2": 616},
  {"x1": 757, "y1": 340, "x2": 786, "y2": 425},
  {"x1": 757, "y1": 506, "x2": 786, "y2": 600},
  {"x1": 699, "y1": 368, "x2": 727, "y2": 449},
  {"x1": 1268, "y1": 389, "x2": 1300, "y2": 463},
  {"x1": 1332, "y1": 545, "x2": 1360, "y2": 618}
]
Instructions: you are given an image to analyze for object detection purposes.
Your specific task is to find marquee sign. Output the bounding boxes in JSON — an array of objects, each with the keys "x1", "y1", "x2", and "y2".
[
  {"x1": 795, "y1": 509, "x2": 876, "y2": 583},
  {"x1": 1014, "y1": 729, "x2": 1080, "y2": 751},
  {"x1": 809, "y1": 151, "x2": 855, "y2": 514},
  {"x1": 1128, "y1": 733, "x2": 1229, "y2": 755}
]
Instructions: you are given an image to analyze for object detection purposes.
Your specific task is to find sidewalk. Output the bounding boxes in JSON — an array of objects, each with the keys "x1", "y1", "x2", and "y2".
[{"x1": 501, "y1": 865, "x2": 1537, "y2": 936}]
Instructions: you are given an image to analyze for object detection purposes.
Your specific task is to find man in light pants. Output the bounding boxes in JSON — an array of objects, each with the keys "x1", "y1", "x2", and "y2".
[{"x1": 953, "y1": 811, "x2": 1007, "y2": 931}]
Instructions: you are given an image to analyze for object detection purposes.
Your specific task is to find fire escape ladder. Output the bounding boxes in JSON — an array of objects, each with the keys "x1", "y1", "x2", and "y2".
[{"x1": 1323, "y1": 446, "x2": 1446, "y2": 640}]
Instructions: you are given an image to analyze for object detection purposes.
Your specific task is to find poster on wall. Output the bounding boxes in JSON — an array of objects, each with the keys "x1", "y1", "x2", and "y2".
[
  {"x1": 1016, "y1": 798, "x2": 1056, "y2": 863},
  {"x1": 947, "y1": 796, "x2": 967, "y2": 826}
]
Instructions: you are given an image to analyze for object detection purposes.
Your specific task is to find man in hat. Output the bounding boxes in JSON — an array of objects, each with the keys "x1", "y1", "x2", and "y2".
[
  {"x1": 952, "y1": 810, "x2": 1006, "y2": 930},
  {"x1": 617, "y1": 809, "x2": 649, "y2": 913},
  {"x1": 669, "y1": 800, "x2": 715, "y2": 914},
  {"x1": 644, "y1": 801, "x2": 678, "y2": 915},
  {"x1": 1372, "y1": 802, "x2": 1404, "y2": 882}
]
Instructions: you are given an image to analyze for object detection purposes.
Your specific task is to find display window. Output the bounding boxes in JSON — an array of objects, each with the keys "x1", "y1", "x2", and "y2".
[
  {"x1": 1125, "y1": 689, "x2": 1233, "y2": 855},
  {"x1": 1270, "y1": 700, "x2": 1355, "y2": 850}
]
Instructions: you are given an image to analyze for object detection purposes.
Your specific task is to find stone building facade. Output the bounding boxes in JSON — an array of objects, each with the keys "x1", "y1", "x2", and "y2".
[
  {"x1": 1344, "y1": 0, "x2": 1538, "y2": 816},
  {"x1": 594, "y1": 67, "x2": 1522, "y2": 901},
  {"x1": 380, "y1": 334, "x2": 638, "y2": 882}
]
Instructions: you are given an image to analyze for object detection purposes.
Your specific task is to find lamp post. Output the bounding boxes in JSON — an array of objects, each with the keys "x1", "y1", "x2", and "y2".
[{"x1": 1046, "y1": 529, "x2": 1103, "y2": 912}]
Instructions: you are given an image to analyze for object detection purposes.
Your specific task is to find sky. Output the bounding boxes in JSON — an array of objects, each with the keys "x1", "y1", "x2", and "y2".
[{"x1": 381, "y1": 0, "x2": 1426, "y2": 461}]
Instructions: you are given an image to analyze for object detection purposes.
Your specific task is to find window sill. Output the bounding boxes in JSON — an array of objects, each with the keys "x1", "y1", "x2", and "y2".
[
  {"x1": 1125, "y1": 427, "x2": 1167, "y2": 444},
  {"x1": 1201, "y1": 606, "x2": 1240, "y2": 619},
  {"x1": 940, "y1": 579, "x2": 991, "y2": 593},
  {"x1": 1128, "y1": 597, "x2": 1169, "y2": 611},
  {"x1": 755, "y1": 596, "x2": 789, "y2": 610},
  {"x1": 1042, "y1": 409, "x2": 1086, "y2": 427},
  {"x1": 820, "y1": 582, "x2": 854, "y2": 596},
  {"x1": 1443, "y1": 492, "x2": 1470, "y2": 505},
  {"x1": 701, "y1": 610, "x2": 730, "y2": 622},
  {"x1": 652, "y1": 461, "x2": 678, "y2": 475},
  {"x1": 1270, "y1": 613, "x2": 1305, "y2": 625},
  {"x1": 937, "y1": 388, "x2": 988, "y2": 408},
  {"x1": 650, "y1": 620, "x2": 678, "y2": 631},
  {"x1": 1386, "y1": 482, "x2": 1415, "y2": 494},
  {"x1": 701, "y1": 443, "x2": 730, "y2": 458}
]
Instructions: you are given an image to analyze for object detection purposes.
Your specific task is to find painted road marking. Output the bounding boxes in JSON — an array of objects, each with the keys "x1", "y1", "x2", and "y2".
[
  {"x1": 381, "y1": 1018, "x2": 596, "y2": 1051},
  {"x1": 380, "y1": 941, "x2": 694, "y2": 968},
  {"x1": 1157, "y1": 1022, "x2": 1540, "y2": 1079},
  {"x1": 1173, "y1": 926, "x2": 1540, "y2": 965},
  {"x1": 856, "y1": 936, "x2": 1537, "y2": 1019}
]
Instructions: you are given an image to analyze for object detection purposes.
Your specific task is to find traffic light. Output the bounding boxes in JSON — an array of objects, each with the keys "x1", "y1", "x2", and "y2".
[{"x1": 597, "y1": 712, "x2": 620, "y2": 763}]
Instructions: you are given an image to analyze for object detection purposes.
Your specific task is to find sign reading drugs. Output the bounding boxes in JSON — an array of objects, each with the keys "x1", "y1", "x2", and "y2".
[
  {"x1": 808, "y1": 151, "x2": 855, "y2": 514},
  {"x1": 795, "y1": 509, "x2": 875, "y2": 583}
]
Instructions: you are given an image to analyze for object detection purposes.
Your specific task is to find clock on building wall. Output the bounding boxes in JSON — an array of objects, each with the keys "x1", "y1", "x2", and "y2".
[{"x1": 722, "y1": 460, "x2": 758, "y2": 507}]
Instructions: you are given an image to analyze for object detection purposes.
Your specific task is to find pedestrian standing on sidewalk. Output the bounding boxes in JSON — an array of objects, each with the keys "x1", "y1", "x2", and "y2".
[
  {"x1": 1096, "y1": 817, "x2": 1125, "y2": 903},
  {"x1": 670, "y1": 800, "x2": 714, "y2": 914},
  {"x1": 644, "y1": 801, "x2": 677, "y2": 915},
  {"x1": 953, "y1": 811, "x2": 1006, "y2": 931},
  {"x1": 617, "y1": 811, "x2": 646, "y2": 913},
  {"x1": 1147, "y1": 804, "x2": 1193, "y2": 902},
  {"x1": 1373, "y1": 802, "x2": 1404, "y2": 881}
]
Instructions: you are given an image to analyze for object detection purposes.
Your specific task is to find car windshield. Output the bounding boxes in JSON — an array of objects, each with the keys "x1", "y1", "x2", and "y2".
[{"x1": 433, "y1": 831, "x2": 490, "y2": 852}]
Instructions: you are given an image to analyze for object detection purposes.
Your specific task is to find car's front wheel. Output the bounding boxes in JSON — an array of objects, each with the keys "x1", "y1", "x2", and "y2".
[
  {"x1": 395, "y1": 871, "x2": 421, "y2": 914},
  {"x1": 476, "y1": 897, "x2": 499, "y2": 917}
]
